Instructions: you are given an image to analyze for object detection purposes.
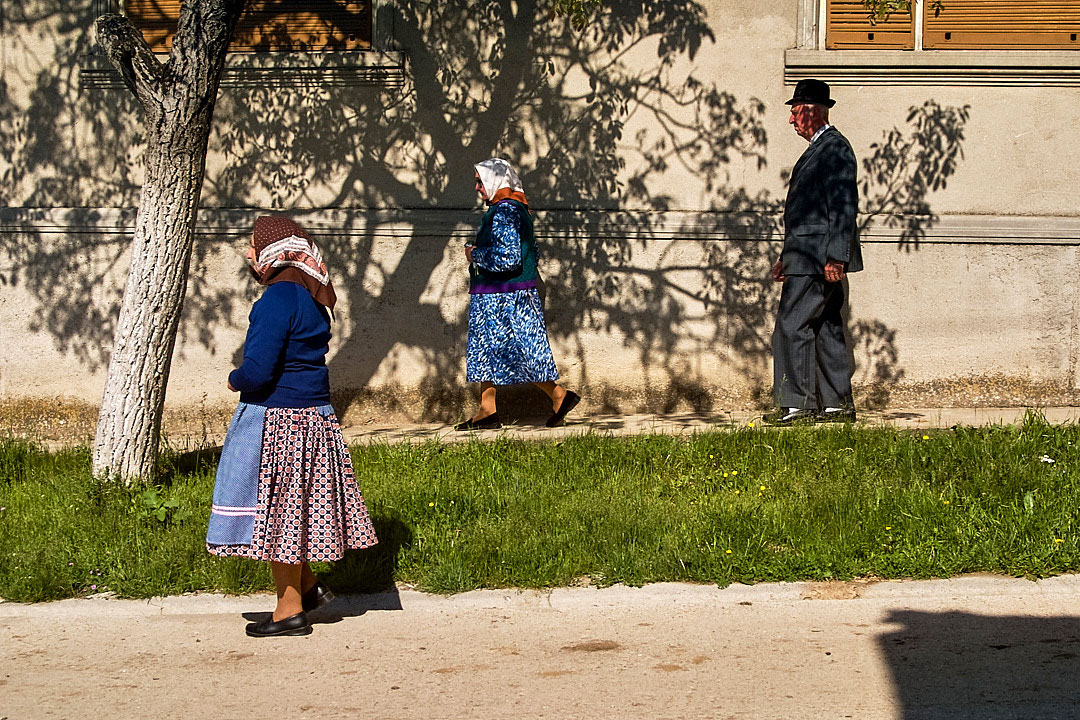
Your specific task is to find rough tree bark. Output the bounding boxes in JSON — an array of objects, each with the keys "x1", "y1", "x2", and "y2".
[{"x1": 92, "y1": 1, "x2": 245, "y2": 481}]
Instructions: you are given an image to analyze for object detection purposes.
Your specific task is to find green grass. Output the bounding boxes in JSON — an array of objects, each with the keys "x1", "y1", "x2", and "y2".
[{"x1": 2, "y1": 411, "x2": 1079, "y2": 602}]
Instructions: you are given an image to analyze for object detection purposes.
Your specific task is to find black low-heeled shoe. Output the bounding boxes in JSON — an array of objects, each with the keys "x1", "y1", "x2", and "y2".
[
  {"x1": 245, "y1": 611, "x2": 312, "y2": 638},
  {"x1": 545, "y1": 390, "x2": 581, "y2": 428},
  {"x1": 454, "y1": 413, "x2": 502, "y2": 431},
  {"x1": 301, "y1": 581, "x2": 335, "y2": 613}
]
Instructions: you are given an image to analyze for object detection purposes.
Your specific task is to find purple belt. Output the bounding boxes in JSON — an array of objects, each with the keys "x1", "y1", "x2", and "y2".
[{"x1": 469, "y1": 279, "x2": 539, "y2": 295}]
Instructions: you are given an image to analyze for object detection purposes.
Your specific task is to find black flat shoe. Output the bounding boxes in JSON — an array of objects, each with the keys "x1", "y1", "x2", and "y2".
[
  {"x1": 545, "y1": 390, "x2": 581, "y2": 428},
  {"x1": 245, "y1": 611, "x2": 312, "y2": 637},
  {"x1": 455, "y1": 413, "x2": 502, "y2": 431},
  {"x1": 301, "y1": 581, "x2": 335, "y2": 613}
]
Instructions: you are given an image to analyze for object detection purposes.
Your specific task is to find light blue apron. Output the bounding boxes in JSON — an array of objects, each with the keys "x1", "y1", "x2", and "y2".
[{"x1": 205, "y1": 402, "x2": 267, "y2": 546}]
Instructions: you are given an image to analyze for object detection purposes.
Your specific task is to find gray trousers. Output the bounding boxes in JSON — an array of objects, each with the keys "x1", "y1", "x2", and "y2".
[{"x1": 772, "y1": 274, "x2": 854, "y2": 410}]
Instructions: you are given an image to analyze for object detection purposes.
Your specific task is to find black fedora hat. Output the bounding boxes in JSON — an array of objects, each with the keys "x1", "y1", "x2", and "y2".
[{"x1": 785, "y1": 78, "x2": 835, "y2": 108}]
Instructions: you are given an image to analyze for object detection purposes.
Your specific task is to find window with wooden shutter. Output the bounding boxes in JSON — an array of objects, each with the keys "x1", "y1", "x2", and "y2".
[
  {"x1": 826, "y1": 0, "x2": 915, "y2": 49},
  {"x1": 124, "y1": 1, "x2": 372, "y2": 52},
  {"x1": 924, "y1": 0, "x2": 1080, "y2": 49}
]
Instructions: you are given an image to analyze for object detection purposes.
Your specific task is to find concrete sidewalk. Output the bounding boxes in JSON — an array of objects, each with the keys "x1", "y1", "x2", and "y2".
[
  {"x1": 144, "y1": 406, "x2": 1080, "y2": 452},
  {"x1": 4, "y1": 575, "x2": 1080, "y2": 719},
  {"x1": 340, "y1": 405, "x2": 1080, "y2": 445}
]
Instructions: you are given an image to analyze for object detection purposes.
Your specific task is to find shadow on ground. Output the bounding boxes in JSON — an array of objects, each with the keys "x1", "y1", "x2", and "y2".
[
  {"x1": 238, "y1": 516, "x2": 410, "y2": 622},
  {"x1": 881, "y1": 609, "x2": 1080, "y2": 719}
]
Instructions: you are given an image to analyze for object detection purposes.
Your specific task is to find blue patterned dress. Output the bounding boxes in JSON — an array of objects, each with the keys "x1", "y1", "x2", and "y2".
[{"x1": 466, "y1": 202, "x2": 559, "y2": 385}]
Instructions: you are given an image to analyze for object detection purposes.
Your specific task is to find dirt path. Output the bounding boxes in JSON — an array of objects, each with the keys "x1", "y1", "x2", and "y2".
[{"x1": 4, "y1": 576, "x2": 1080, "y2": 719}]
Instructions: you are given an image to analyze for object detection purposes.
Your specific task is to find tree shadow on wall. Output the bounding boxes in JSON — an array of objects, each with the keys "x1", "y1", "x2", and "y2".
[
  {"x1": 0, "y1": 0, "x2": 248, "y2": 372},
  {"x1": 0, "y1": 1, "x2": 967, "y2": 419},
  {"x1": 847, "y1": 100, "x2": 970, "y2": 407},
  {"x1": 880, "y1": 609, "x2": 1080, "y2": 719},
  {"x1": 202, "y1": 0, "x2": 778, "y2": 421},
  {"x1": 860, "y1": 101, "x2": 971, "y2": 253}
]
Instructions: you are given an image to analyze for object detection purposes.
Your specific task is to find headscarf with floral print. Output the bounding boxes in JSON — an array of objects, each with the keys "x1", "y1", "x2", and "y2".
[
  {"x1": 475, "y1": 158, "x2": 530, "y2": 208},
  {"x1": 250, "y1": 215, "x2": 337, "y2": 312}
]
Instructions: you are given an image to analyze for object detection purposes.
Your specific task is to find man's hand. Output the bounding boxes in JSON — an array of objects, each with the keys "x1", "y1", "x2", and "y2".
[
  {"x1": 824, "y1": 259, "x2": 846, "y2": 283},
  {"x1": 465, "y1": 245, "x2": 475, "y2": 264},
  {"x1": 771, "y1": 259, "x2": 786, "y2": 283},
  {"x1": 227, "y1": 380, "x2": 237, "y2": 392}
]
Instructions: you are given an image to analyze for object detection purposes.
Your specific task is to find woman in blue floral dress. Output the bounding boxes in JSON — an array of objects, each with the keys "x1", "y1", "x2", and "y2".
[{"x1": 456, "y1": 158, "x2": 581, "y2": 430}]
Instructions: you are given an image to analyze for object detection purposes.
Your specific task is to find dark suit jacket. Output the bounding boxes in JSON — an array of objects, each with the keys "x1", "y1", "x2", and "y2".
[{"x1": 782, "y1": 126, "x2": 863, "y2": 275}]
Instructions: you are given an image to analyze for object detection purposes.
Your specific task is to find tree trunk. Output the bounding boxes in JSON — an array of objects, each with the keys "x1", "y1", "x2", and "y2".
[{"x1": 92, "y1": 1, "x2": 244, "y2": 482}]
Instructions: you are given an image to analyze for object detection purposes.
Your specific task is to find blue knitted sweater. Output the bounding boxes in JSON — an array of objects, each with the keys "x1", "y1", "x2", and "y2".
[{"x1": 228, "y1": 281, "x2": 332, "y2": 407}]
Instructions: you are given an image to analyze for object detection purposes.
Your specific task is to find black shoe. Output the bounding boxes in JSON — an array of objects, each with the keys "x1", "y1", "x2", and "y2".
[
  {"x1": 245, "y1": 611, "x2": 312, "y2": 637},
  {"x1": 301, "y1": 581, "x2": 335, "y2": 613},
  {"x1": 817, "y1": 408, "x2": 857, "y2": 423},
  {"x1": 762, "y1": 408, "x2": 817, "y2": 426},
  {"x1": 454, "y1": 413, "x2": 502, "y2": 431},
  {"x1": 545, "y1": 390, "x2": 581, "y2": 428}
]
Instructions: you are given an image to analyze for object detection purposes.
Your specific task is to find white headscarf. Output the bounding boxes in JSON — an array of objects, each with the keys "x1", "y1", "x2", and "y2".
[{"x1": 474, "y1": 158, "x2": 525, "y2": 202}]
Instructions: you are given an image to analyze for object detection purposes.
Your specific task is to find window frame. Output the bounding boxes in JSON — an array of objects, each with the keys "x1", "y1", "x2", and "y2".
[
  {"x1": 95, "y1": 0, "x2": 393, "y2": 49},
  {"x1": 788, "y1": 0, "x2": 1080, "y2": 85},
  {"x1": 83, "y1": 0, "x2": 404, "y2": 89}
]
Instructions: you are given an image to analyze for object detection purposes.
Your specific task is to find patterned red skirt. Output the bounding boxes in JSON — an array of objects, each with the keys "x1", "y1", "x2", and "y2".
[{"x1": 208, "y1": 406, "x2": 378, "y2": 563}]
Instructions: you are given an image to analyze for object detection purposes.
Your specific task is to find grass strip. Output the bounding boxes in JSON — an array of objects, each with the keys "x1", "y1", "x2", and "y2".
[{"x1": 1, "y1": 411, "x2": 1078, "y2": 602}]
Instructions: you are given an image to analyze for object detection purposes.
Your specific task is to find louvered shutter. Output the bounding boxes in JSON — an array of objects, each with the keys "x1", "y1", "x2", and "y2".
[
  {"x1": 924, "y1": 0, "x2": 1080, "y2": 49},
  {"x1": 124, "y1": 1, "x2": 371, "y2": 52},
  {"x1": 826, "y1": 0, "x2": 915, "y2": 49}
]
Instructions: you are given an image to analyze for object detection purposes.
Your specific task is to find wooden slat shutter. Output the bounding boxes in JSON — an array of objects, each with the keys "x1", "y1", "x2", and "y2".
[
  {"x1": 924, "y1": 0, "x2": 1080, "y2": 49},
  {"x1": 826, "y1": 0, "x2": 915, "y2": 49},
  {"x1": 124, "y1": 0, "x2": 179, "y2": 49},
  {"x1": 124, "y1": 1, "x2": 371, "y2": 52}
]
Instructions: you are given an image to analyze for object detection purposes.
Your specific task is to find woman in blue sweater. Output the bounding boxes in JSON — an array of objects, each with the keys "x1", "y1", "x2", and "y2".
[
  {"x1": 457, "y1": 158, "x2": 580, "y2": 430},
  {"x1": 207, "y1": 215, "x2": 377, "y2": 637}
]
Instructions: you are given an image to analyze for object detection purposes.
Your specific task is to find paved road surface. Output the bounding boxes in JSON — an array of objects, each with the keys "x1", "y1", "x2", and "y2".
[{"x1": 4, "y1": 575, "x2": 1080, "y2": 719}]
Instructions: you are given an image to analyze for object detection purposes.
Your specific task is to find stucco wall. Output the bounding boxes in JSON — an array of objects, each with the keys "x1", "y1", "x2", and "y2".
[{"x1": 1, "y1": 0, "x2": 1078, "y2": 425}]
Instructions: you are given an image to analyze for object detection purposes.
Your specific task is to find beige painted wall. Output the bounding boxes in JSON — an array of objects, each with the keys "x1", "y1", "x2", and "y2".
[{"x1": 1, "y1": 0, "x2": 1078, "y2": 423}]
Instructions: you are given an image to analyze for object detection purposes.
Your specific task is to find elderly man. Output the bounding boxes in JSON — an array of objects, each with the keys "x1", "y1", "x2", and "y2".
[{"x1": 765, "y1": 78, "x2": 863, "y2": 426}]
